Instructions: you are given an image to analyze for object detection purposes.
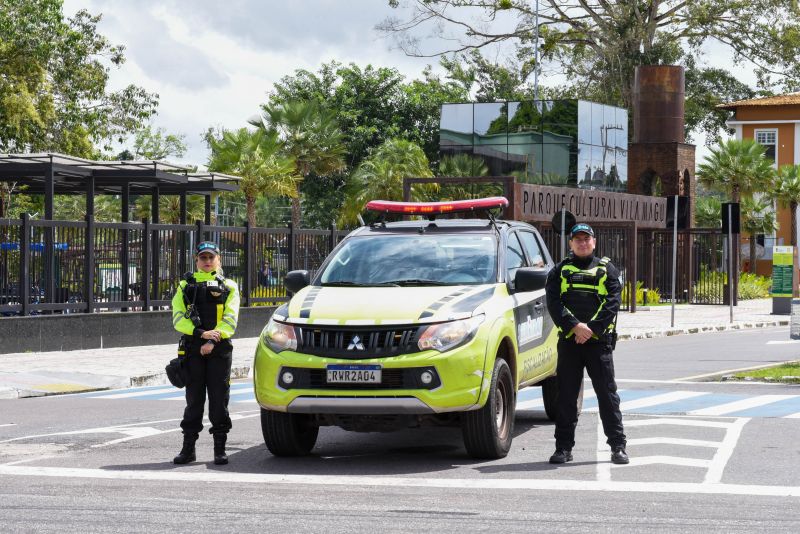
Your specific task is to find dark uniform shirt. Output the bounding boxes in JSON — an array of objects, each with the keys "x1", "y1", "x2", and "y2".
[{"x1": 545, "y1": 254, "x2": 621, "y2": 342}]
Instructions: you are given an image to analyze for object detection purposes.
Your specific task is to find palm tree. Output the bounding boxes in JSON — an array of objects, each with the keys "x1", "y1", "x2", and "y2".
[
  {"x1": 772, "y1": 164, "x2": 800, "y2": 247},
  {"x1": 437, "y1": 153, "x2": 500, "y2": 200},
  {"x1": 251, "y1": 100, "x2": 347, "y2": 228},
  {"x1": 741, "y1": 195, "x2": 778, "y2": 272},
  {"x1": 694, "y1": 196, "x2": 722, "y2": 228},
  {"x1": 206, "y1": 128, "x2": 298, "y2": 227},
  {"x1": 696, "y1": 139, "x2": 775, "y2": 203},
  {"x1": 339, "y1": 138, "x2": 434, "y2": 226}
]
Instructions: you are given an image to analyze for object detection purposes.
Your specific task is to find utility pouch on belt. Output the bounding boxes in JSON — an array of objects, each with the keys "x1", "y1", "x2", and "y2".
[{"x1": 166, "y1": 337, "x2": 191, "y2": 388}]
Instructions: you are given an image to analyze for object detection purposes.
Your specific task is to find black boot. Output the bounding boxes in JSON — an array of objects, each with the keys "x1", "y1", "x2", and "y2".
[
  {"x1": 213, "y1": 433, "x2": 228, "y2": 465},
  {"x1": 173, "y1": 433, "x2": 197, "y2": 465},
  {"x1": 549, "y1": 448, "x2": 573, "y2": 464},
  {"x1": 611, "y1": 447, "x2": 630, "y2": 464}
]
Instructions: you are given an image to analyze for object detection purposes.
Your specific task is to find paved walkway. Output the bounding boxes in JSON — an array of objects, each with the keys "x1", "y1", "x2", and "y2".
[{"x1": 0, "y1": 299, "x2": 787, "y2": 399}]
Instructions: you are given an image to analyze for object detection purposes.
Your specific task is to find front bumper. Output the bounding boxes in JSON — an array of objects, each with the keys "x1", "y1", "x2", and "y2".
[{"x1": 253, "y1": 336, "x2": 489, "y2": 414}]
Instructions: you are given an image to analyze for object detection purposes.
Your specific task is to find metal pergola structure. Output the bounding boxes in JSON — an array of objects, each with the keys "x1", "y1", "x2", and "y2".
[{"x1": 0, "y1": 153, "x2": 240, "y2": 224}]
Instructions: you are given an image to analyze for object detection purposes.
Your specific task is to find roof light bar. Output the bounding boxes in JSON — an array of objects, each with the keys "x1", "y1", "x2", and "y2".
[{"x1": 365, "y1": 197, "x2": 509, "y2": 216}]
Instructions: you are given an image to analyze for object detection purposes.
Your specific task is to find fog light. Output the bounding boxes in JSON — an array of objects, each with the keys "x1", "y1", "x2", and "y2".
[
  {"x1": 420, "y1": 371, "x2": 434, "y2": 385},
  {"x1": 281, "y1": 371, "x2": 294, "y2": 385}
]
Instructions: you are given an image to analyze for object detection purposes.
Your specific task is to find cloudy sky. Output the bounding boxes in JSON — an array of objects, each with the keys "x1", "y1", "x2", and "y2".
[
  {"x1": 62, "y1": 1, "x2": 737, "y2": 167},
  {"x1": 61, "y1": 0, "x2": 442, "y2": 166}
]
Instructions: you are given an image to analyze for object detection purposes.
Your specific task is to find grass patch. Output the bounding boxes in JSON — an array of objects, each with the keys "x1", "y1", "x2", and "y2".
[{"x1": 732, "y1": 362, "x2": 800, "y2": 383}]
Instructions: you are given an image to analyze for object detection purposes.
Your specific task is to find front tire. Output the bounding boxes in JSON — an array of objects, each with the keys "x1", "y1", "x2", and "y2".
[
  {"x1": 261, "y1": 408, "x2": 319, "y2": 456},
  {"x1": 542, "y1": 376, "x2": 584, "y2": 421},
  {"x1": 462, "y1": 358, "x2": 515, "y2": 459}
]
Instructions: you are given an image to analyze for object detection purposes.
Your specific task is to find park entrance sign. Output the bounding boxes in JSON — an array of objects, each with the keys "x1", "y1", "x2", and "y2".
[{"x1": 513, "y1": 183, "x2": 668, "y2": 229}]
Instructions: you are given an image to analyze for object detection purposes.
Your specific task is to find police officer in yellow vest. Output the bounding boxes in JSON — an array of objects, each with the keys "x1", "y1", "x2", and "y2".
[
  {"x1": 544, "y1": 223, "x2": 629, "y2": 465},
  {"x1": 171, "y1": 241, "x2": 240, "y2": 465}
]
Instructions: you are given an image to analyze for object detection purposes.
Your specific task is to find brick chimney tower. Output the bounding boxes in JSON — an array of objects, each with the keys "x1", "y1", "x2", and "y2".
[{"x1": 627, "y1": 65, "x2": 696, "y2": 228}]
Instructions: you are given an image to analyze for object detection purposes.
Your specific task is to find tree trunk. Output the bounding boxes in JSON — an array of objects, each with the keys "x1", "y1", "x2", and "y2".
[
  {"x1": 291, "y1": 185, "x2": 302, "y2": 229},
  {"x1": 792, "y1": 201, "x2": 797, "y2": 248},
  {"x1": 749, "y1": 234, "x2": 757, "y2": 274},
  {"x1": 246, "y1": 195, "x2": 256, "y2": 228}
]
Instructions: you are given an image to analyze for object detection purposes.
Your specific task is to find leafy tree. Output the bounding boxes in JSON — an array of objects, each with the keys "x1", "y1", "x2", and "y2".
[
  {"x1": 381, "y1": 1, "x2": 800, "y2": 142},
  {"x1": 339, "y1": 138, "x2": 434, "y2": 226},
  {"x1": 128, "y1": 126, "x2": 187, "y2": 161},
  {"x1": 251, "y1": 100, "x2": 347, "y2": 229},
  {"x1": 268, "y1": 62, "x2": 468, "y2": 170},
  {"x1": 0, "y1": 0, "x2": 158, "y2": 155},
  {"x1": 206, "y1": 128, "x2": 298, "y2": 227},
  {"x1": 696, "y1": 139, "x2": 775, "y2": 203},
  {"x1": 741, "y1": 196, "x2": 778, "y2": 272},
  {"x1": 772, "y1": 164, "x2": 800, "y2": 246},
  {"x1": 694, "y1": 196, "x2": 722, "y2": 229}
]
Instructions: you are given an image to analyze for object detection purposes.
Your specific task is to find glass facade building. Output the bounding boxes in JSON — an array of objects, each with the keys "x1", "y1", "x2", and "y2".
[{"x1": 439, "y1": 100, "x2": 628, "y2": 192}]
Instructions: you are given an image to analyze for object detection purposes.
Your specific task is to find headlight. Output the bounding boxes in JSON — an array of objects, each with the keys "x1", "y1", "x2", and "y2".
[
  {"x1": 418, "y1": 315, "x2": 484, "y2": 352},
  {"x1": 261, "y1": 318, "x2": 298, "y2": 353}
]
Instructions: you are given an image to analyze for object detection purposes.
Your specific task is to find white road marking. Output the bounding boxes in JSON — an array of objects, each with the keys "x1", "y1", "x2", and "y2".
[
  {"x1": 625, "y1": 418, "x2": 734, "y2": 429},
  {"x1": 766, "y1": 340, "x2": 800, "y2": 344},
  {"x1": 786, "y1": 412, "x2": 800, "y2": 419},
  {"x1": 517, "y1": 390, "x2": 597, "y2": 411},
  {"x1": 704, "y1": 418, "x2": 748, "y2": 484},
  {"x1": 598, "y1": 416, "x2": 749, "y2": 485},
  {"x1": 0, "y1": 424, "x2": 16, "y2": 428},
  {"x1": 93, "y1": 387, "x2": 178, "y2": 399},
  {"x1": 619, "y1": 391, "x2": 708, "y2": 411},
  {"x1": 1, "y1": 464, "x2": 798, "y2": 497},
  {"x1": 689, "y1": 395, "x2": 796, "y2": 416},
  {"x1": 626, "y1": 437, "x2": 721, "y2": 448},
  {"x1": 616, "y1": 378, "x2": 791, "y2": 387}
]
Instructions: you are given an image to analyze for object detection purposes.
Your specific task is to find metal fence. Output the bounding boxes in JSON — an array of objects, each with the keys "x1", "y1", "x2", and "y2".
[
  {"x1": 535, "y1": 223, "x2": 728, "y2": 309},
  {"x1": 0, "y1": 216, "x2": 348, "y2": 316}
]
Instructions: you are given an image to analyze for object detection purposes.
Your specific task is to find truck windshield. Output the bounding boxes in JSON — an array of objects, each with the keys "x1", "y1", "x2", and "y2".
[{"x1": 319, "y1": 234, "x2": 497, "y2": 286}]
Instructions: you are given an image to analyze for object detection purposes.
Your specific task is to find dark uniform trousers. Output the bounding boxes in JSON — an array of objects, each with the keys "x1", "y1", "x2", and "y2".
[
  {"x1": 554, "y1": 338, "x2": 626, "y2": 450},
  {"x1": 181, "y1": 340, "x2": 233, "y2": 436}
]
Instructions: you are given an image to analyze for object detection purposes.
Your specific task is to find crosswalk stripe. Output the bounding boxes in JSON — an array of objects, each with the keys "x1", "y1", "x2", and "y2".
[
  {"x1": 785, "y1": 412, "x2": 800, "y2": 418},
  {"x1": 626, "y1": 437, "x2": 721, "y2": 448},
  {"x1": 688, "y1": 395, "x2": 797, "y2": 416},
  {"x1": 89, "y1": 386, "x2": 178, "y2": 399},
  {"x1": 619, "y1": 391, "x2": 709, "y2": 411},
  {"x1": 517, "y1": 390, "x2": 598, "y2": 411}
]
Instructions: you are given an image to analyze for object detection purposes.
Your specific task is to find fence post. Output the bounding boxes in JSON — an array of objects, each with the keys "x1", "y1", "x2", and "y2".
[
  {"x1": 195, "y1": 220, "x2": 204, "y2": 246},
  {"x1": 84, "y1": 214, "x2": 94, "y2": 313},
  {"x1": 243, "y1": 221, "x2": 252, "y2": 307},
  {"x1": 142, "y1": 218, "x2": 151, "y2": 311},
  {"x1": 630, "y1": 222, "x2": 637, "y2": 313},
  {"x1": 20, "y1": 213, "x2": 30, "y2": 316},
  {"x1": 287, "y1": 222, "x2": 295, "y2": 272},
  {"x1": 329, "y1": 221, "x2": 336, "y2": 253}
]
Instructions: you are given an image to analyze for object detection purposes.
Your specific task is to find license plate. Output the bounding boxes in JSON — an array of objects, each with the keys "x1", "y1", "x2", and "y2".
[{"x1": 326, "y1": 364, "x2": 381, "y2": 384}]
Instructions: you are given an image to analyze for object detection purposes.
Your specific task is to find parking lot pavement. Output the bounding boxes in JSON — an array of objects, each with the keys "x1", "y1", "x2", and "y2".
[{"x1": 0, "y1": 298, "x2": 785, "y2": 398}]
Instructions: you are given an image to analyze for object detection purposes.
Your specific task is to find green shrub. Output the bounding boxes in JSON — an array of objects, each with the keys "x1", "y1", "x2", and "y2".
[
  {"x1": 622, "y1": 281, "x2": 661, "y2": 305},
  {"x1": 693, "y1": 266, "x2": 771, "y2": 302},
  {"x1": 738, "y1": 272, "x2": 771, "y2": 299}
]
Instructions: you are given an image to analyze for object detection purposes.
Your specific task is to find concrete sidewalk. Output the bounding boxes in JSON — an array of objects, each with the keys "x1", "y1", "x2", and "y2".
[{"x1": 0, "y1": 299, "x2": 787, "y2": 399}]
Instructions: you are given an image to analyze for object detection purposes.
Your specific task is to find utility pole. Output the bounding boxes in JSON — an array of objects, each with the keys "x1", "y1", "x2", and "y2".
[{"x1": 533, "y1": 0, "x2": 540, "y2": 102}]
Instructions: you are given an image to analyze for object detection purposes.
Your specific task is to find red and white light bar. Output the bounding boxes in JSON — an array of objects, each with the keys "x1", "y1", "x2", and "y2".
[{"x1": 365, "y1": 196, "x2": 509, "y2": 215}]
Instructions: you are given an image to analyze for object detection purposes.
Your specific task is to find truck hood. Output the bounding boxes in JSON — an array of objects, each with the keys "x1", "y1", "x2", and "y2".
[{"x1": 277, "y1": 284, "x2": 498, "y2": 326}]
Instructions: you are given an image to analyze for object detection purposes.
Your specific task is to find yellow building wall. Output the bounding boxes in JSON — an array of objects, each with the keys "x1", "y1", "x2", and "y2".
[{"x1": 739, "y1": 111, "x2": 795, "y2": 275}]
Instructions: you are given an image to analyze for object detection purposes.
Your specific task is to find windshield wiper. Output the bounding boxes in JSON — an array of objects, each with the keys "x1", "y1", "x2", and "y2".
[
  {"x1": 385, "y1": 278, "x2": 451, "y2": 286},
  {"x1": 321, "y1": 281, "x2": 399, "y2": 287}
]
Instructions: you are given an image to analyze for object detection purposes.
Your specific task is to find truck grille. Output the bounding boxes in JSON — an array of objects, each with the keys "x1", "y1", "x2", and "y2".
[
  {"x1": 294, "y1": 325, "x2": 423, "y2": 358},
  {"x1": 278, "y1": 366, "x2": 440, "y2": 390}
]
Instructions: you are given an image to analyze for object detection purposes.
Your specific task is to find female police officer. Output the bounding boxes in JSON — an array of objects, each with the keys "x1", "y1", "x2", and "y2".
[{"x1": 171, "y1": 241, "x2": 240, "y2": 465}]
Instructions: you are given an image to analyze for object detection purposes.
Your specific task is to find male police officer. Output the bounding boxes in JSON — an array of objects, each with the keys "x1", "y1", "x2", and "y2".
[{"x1": 544, "y1": 223, "x2": 629, "y2": 465}]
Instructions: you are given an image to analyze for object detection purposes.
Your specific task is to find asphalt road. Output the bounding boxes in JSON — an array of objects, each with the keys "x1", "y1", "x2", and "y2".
[{"x1": 1, "y1": 326, "x2": 799, "y2": 533}]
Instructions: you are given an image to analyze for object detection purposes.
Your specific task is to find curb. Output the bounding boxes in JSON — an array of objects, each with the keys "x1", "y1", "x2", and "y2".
[
  {"x1": 128, "y1": 365, "x2": 252, "y2": 389},
  {"x1": 618, "y1": 320, "x2": 789, "y2": 341}
]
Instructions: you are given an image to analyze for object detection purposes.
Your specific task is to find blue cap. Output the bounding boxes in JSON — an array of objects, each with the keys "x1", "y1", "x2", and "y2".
[
  {"x1": 569, "y1": 223, "x2": 594, "y2": 238},
  {"x1": 195, "y1": 241, "x2": 220, "y2": 255}
]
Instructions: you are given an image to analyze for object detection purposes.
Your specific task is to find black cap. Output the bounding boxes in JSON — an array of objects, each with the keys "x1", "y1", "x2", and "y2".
[
  {"x1": 195, "y1": 241, "x2": 220, "y2": 256},
  {"x1": 569, "y1": 223, "x2": 594, "y2": 238}
]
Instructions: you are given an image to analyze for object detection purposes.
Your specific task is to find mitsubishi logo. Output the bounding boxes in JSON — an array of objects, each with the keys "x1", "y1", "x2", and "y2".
[{"x1": 347, "y1": 335, "x2": 365, "y2": 351}]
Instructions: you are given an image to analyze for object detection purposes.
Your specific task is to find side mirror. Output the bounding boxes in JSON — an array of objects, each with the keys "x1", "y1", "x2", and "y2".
[
  {"x1": 284, "y1": 270, "x2": 310, "y2": 294},
  {"x1": 514, "y1": 267, "x2": 549, "y2": 293}
]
